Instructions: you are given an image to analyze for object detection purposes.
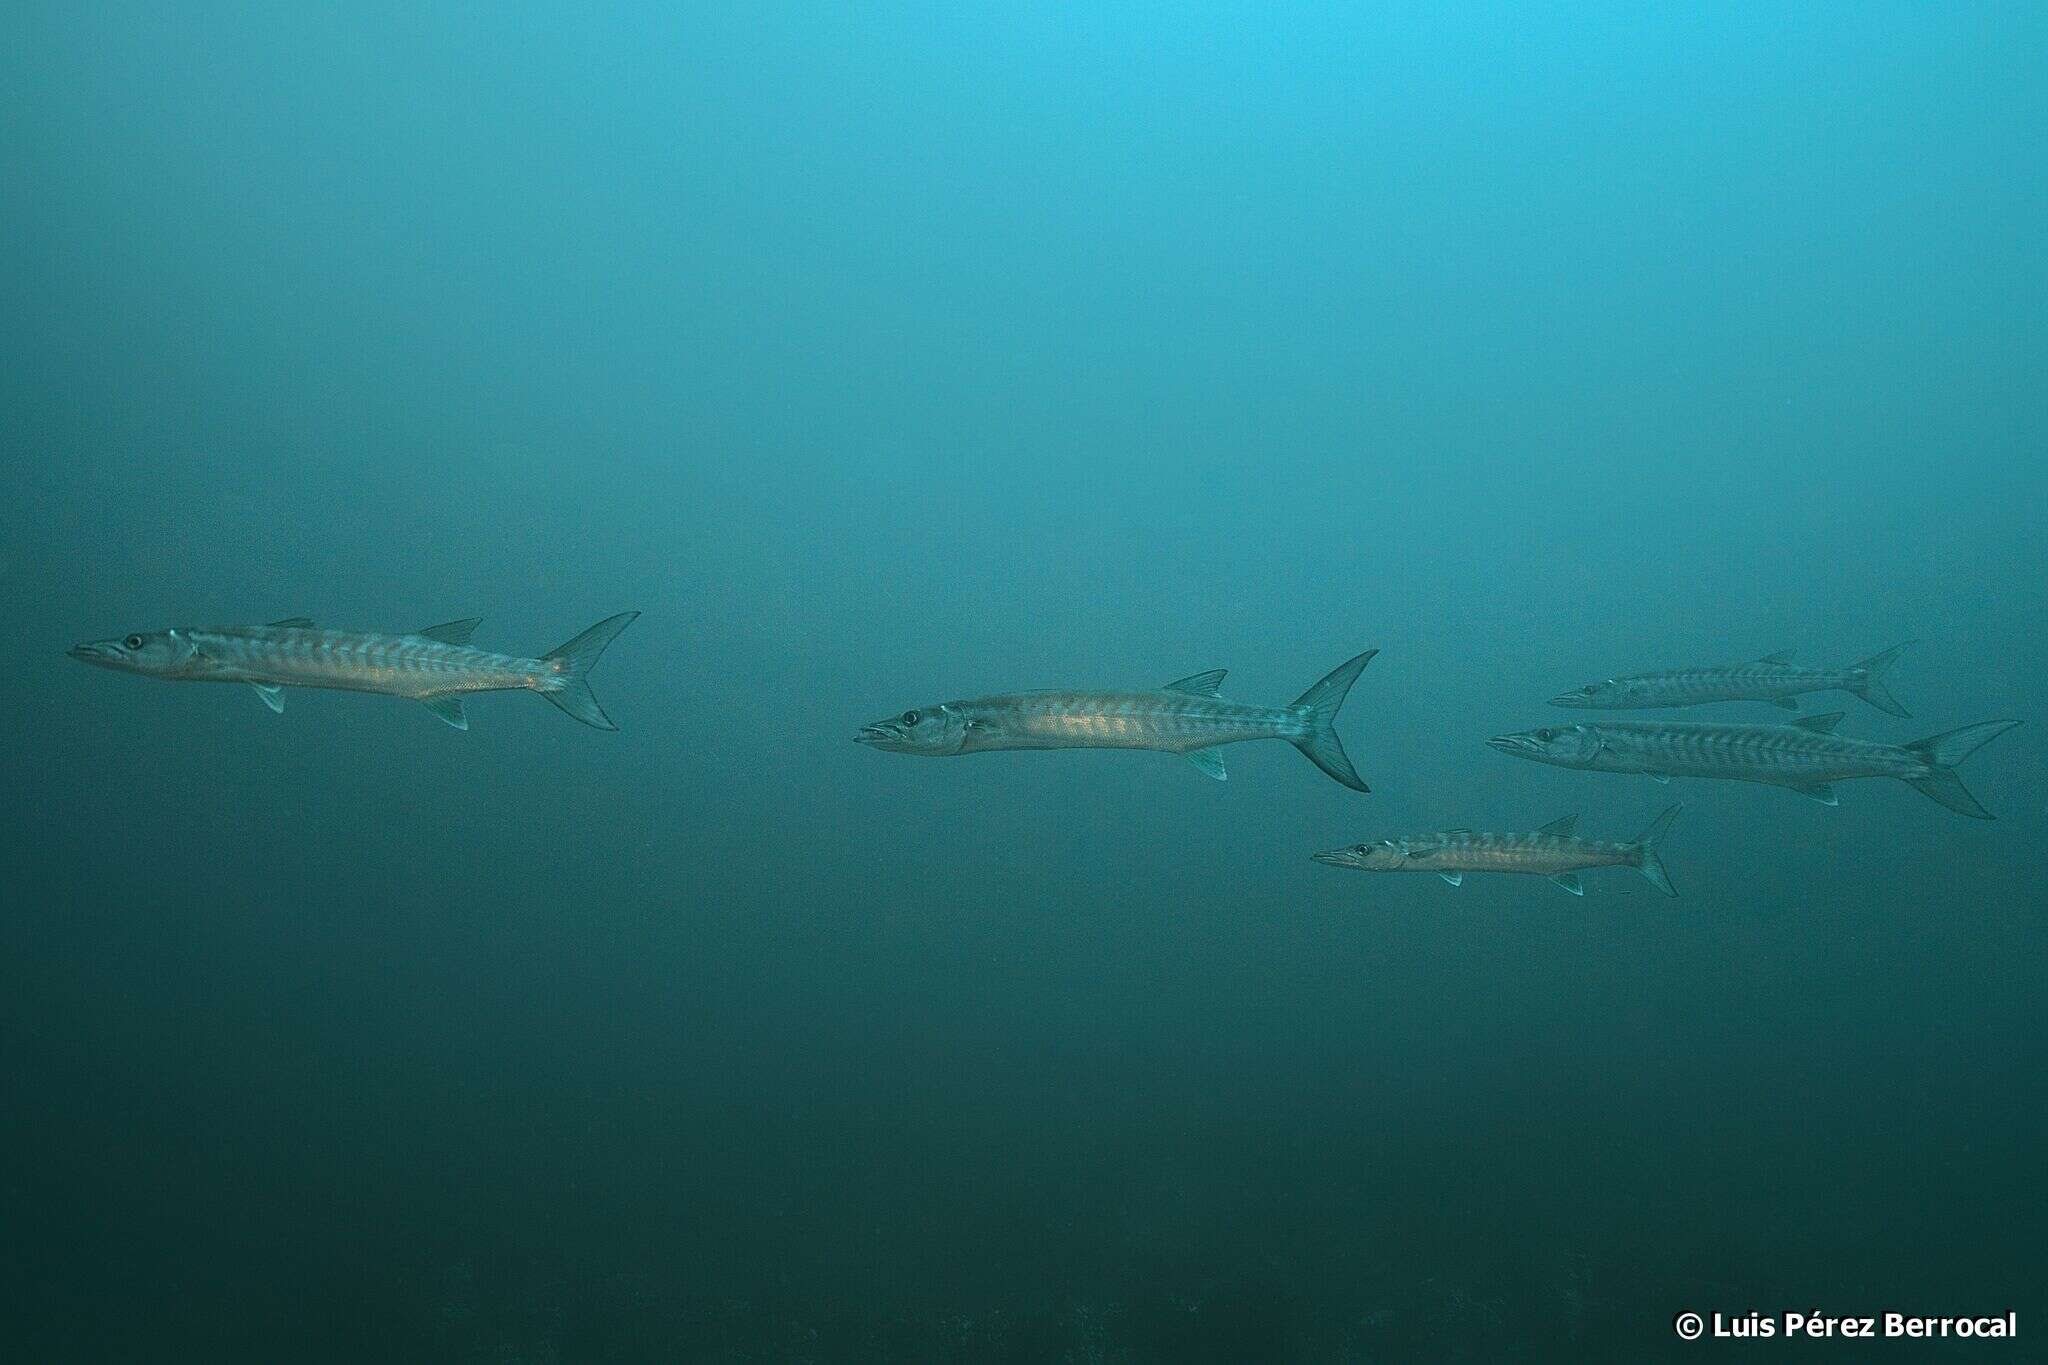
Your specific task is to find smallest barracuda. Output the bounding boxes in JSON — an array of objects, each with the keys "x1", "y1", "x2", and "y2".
[
  {"x1": 1551, "y1": 642, "x2": 1914, "y2": 716},
  {"x1": 1314, "y1": 807, "x2": 1681, "y2": 897}
]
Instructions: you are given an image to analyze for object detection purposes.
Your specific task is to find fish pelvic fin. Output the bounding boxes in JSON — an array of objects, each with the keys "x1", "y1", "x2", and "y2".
[
  {"x1": 537, "y1": 611, "x2": 640, "y2": 731},
  {"x1": 1902, "y1": 718, "x2": 2021, "y2": 818},
  {"x1": 1631, "y1": 804, "x2": 1682, "y2": 897},
  {"x1": 1848, "y1": 639, "x2": 1915, "y2": 718},
  {"x1": 1288, "y1": 648, "x2": 1376, "y2": 793}
]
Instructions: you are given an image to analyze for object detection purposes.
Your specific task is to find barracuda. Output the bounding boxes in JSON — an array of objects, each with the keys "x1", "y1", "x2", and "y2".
[
  {"x1": 1551, "y1": 642, "x2": 1914, "y2": 716},
  {"x1": 1313, "y1": 807, "x2": 1681, "y2": 897},
  {"x1": 1487, "y1": 713, "x2": 2021, "y2": 818},
  {"x1": 856, "y1": 649, "x2": 1377, "y2": 790},
  {"x1": 69, "y1": 612, "x2": 639, "y2": 731}
]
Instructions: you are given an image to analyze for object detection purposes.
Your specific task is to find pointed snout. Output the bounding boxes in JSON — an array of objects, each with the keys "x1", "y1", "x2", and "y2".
[
  {"x1": 69, "y1": 641, "x2": 120, "y2": 665},
  {"x1": 1487, "y1": 733, "x2": 1540, "y2": 757},
  {"x1": 1312, "y1": 848, "x2": 1358, "y2": 868},
  {"x1": 854, "y1": 724, "x2": 892, "y2": 746},
  {"x1": 1548, "y1": 691, "x2": 1588, "y2": 707}
]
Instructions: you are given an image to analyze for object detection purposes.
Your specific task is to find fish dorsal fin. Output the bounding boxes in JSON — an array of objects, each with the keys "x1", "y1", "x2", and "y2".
[
  {"x1": 1789, "y1": 711, "x2": 1844, "y2": 734},
  {"x1": 1186, "y1": 749, "x2": 1227, "y2": 781},
  {"x1": 1537, "y1": 814, "x2": 1578, "y2": 837},
  {"x1": 1550, "y1": 872, "x2": 1585, "y2": 896},
  {"x1": 1757, "y1": 650, "x2": 1795, "y2": 665},
  {"x1": 268, "y1": 617, "x2": 315, "y2": 629},
  {"x1": 1164, "y1": 668, "x2": 1227, "y2": 697},
  {"x1": 251, "y1": 683, "x2": 285, "y2": 713},
  {"x1": 417, "y1": 618, "x2": 482, "y2": 645},
  {"x1": 1437, "y1": 872, "x2": 1463, "y2": 886},
  {"x1": 420, "y1": 695, "x2": 469, "y2": 730}
]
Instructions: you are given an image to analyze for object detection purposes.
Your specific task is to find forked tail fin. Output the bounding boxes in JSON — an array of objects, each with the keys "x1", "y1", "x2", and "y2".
[
  {"x1": 1848, "y1": 640, "x2": 1915, "y2": 717},
  {"x1": 1288, "y1": 649, "x2": 1377, "y2": 792},
  {"x1": 1901, "y1": 719, "x2": 2021, "y2": 818},
  {"x1": 1630, "y1": 804, "x2": 1683, "y2": 897},
  {"x1": 539, "y1": 611, "x2": 640, "y2": 730}
]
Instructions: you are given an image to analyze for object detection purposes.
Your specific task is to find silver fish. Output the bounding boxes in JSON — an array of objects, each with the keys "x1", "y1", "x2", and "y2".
[
  {"x1": 1488, "y1": 713, "x2": 2020, "y2": 818},
  {"x1": 1551, "y1": 642, "x2": 1914, "y2": 716},
  {"x1": 70, "y1": 612, "x2": 639, "y2": 730},
  {"x1": 857, "y1": 649, "x2": 1377, "y2": 790},
  {"x1": 1313, "y1": 806, "x2": 1681, "y2": 897}
]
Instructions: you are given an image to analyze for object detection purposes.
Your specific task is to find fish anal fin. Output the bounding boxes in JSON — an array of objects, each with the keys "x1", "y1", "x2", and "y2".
[
  {"x1": 1647, "y1": 773, "x2": 1671, "y2": 785},
  {"x1": 417, "y1": 618, "x2": 482, "y2": 645},
  {"x1": 267, "y1": 617, "x2": 314, "y2": 629},
  {"x1": 1186, "y1": 749, "x2": 1227, "y2": 781},
  {"x1": 1165, "y1": 668, "x2": 1227, "y2": 697},
  {"x1": 1551, "y1": 873, "x2": 1585, "y2": 896},
  {"x1": 1795, "y1": 782, "x2": 1839, "y2": 806},
  {"x1": 1789, "y1": 711, "x2": 1844, "y2": 734},
  {"x1": 1537, "y1": 814, "x2": 1578, "y2": 836},
  {"x1": 1438, "y1": 871, "x2": 1463, "y2": 887},
  {"x1": 421, "y1": 695, "x2": 469, "y2": 730},
  {"x1": 251, "y1": 683, "x2": 285, "y2": 713}
]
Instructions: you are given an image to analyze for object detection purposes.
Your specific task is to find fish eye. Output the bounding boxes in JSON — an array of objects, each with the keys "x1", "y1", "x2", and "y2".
[
  {"x1": 124, "y1": 635, "x2": 144, "y2": 650},
  {"x1": 902, "y1": 710, "x2": 921, "y2": 725},
  {"x1": 1356, "y1": 844, "x2": 1371, "y2": 854},
  {"x1": 1536, "y1": 728, "x2": 1556, "y2": 741}
]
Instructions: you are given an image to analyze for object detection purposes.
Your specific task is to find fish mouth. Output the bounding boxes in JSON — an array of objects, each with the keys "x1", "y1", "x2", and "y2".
[
  {"x1": 855, "y1": 724, "x2": 902, "y2": 747},
  {"x1": 1311, "y1": 848, "x2": 1370, "y2": 869},
  {"x1": 1548, "y1": 692, "x2": 1590, "y2": 707},
  {"x1": 1487, "y1": 733, "x2": 1541, "y2": 757},
  {"x1": 69, "y1": 642, "x2": 120, "y2": 665}
]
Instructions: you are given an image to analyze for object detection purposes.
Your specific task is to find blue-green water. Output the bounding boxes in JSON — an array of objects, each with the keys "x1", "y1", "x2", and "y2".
[{"x1": 4, "y1": 6, "x2": 2043, "y2": 1359}]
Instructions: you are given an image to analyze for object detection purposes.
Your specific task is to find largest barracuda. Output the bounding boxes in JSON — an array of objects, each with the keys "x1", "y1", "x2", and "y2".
[
  {"x1": 857, "y1": 649, "x2": 1377, "y2": 790},
  {"x1": 70, "y1": 612, "x2": 639, "y2": 731},
  {"x1": 1487, "y1": 713, "x2": 2021, "y2": 818}
]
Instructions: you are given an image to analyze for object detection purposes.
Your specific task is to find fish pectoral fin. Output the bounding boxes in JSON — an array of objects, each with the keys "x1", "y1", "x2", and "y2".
[
  {"x1": 1794, "y1": 782, "x2": 1839, "y2": 806},
  {"x1": 1789, "y1": 711, "x2": 1845, "y2": 734},
  {"x1": 1772, "y1": 696, "x2": 1800, "y2": 709},
  {"x1": 1757, "y1": 650, "x2": 1795, "y2": 665},
  {"x1": 417, "y1": 618, "x2": 482, "y2": 645},
  {"x1": 251, "y1": 683, "x2": 285, "y2": 713},
  {"x1": 1164, "y1": 668, "x2": 1227, "y2": 698},
  {"x1": 267, "y1": 617, "x2": 314, "y2": 629},
  {"x1": 421, "y1": 695, "x2": 469, "y2": 730},
  {"x1": 1437, "y1": 872, "x2": 1463, "y2": 887},
  {"x1": 1537, "y1": 814, "x2": 1578, "y2": 836},
  {"x1": 1647, "y1": 773, "x2": 1671, "y2": 785},
  {"x1": 1185, "y1": 749, "x2": 1227, "y2": 781},
  {"x1": 1550, "y1": 873, "x2": 1585, "y2": 896}
]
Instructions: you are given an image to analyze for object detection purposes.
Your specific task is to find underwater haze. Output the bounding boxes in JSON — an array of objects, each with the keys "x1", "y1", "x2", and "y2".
[{"x1": 4, "y1": 4, "x2": 2044, "y2": 1359}]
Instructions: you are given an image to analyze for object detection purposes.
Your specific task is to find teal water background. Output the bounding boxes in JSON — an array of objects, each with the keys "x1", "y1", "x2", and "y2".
[{"x1": 3, "y1": 5, "x2": 2043, "y2": 1358}]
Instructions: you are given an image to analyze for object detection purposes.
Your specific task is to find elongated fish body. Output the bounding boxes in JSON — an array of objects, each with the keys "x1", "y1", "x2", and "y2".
[
  {"x1": 1313, "y1": 808, "x2": 1681, "y2": 896},
  {"x1": 858, "y1": 650, "x2": 1378, "y2": 790},
  {"x1": 1552, "y1": 643, "x2": 1915, "y2": 717},
  {"x1": 952, "y1": 689, "x2": 1308, "y2": 754},
  {"x1": 70, "y1": 613, "x2": 640, "y2": 730},
  {"x1": 1488, "y1": 713, "x2": 2022, "y2": 818},
  {"x1": 169, "y1": 626, "x2": 550, "y2": 698}
]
